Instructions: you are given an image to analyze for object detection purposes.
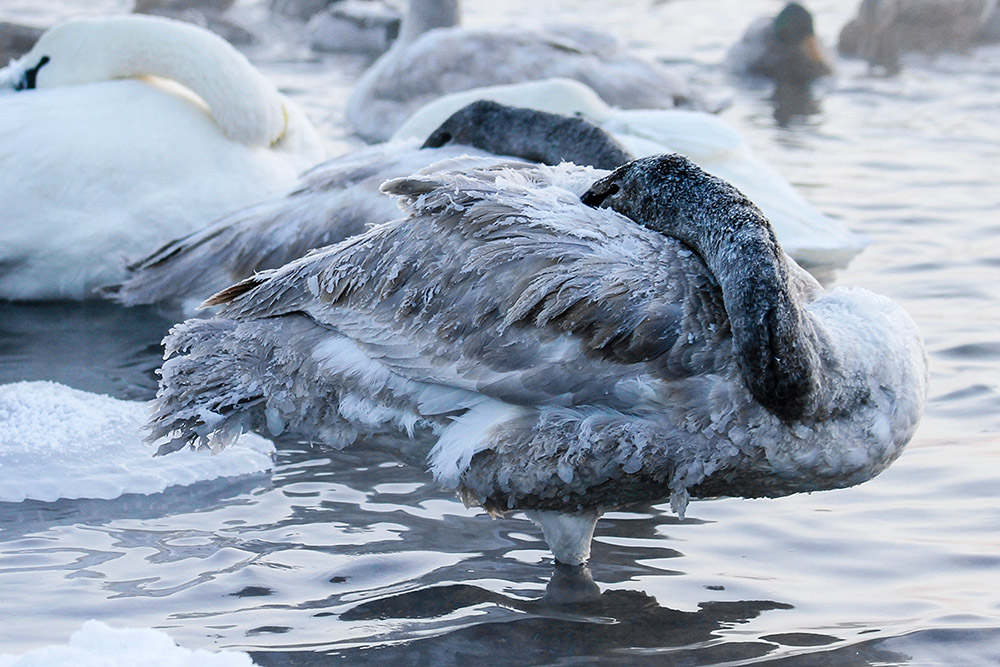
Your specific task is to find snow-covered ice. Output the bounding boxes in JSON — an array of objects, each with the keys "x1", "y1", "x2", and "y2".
[
  {"x1": 0, "y1": 620, "x2": 258, "y2": 666},
  {"x1": 0, "y1": 381, "x2": 273, "y2": 503}
]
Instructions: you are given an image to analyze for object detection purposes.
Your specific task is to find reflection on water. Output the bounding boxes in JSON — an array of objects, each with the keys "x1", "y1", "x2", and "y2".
[
  {"x1": 309, "y1": 584, "x2": 794, "y2": 666},
  {"x1": 770, "y1": 81, "x2": 823, "y2": 126},
  {"x1": 1, "y1": 0, "x2": 1000, "y2": 664}
]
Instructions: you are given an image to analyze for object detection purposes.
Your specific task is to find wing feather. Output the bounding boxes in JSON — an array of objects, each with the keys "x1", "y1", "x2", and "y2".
[{"x1": 209, "y1": 159, "x2": 734, "y2": 408}]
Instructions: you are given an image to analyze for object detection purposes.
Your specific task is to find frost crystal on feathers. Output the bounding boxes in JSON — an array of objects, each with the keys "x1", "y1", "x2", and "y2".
[{"x1": 149, "y1": 155, "x2": 927, "y2": 565}]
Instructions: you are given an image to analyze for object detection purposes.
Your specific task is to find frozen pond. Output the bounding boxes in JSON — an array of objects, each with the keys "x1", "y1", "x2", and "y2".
[{"x1": 1, "y1": 0, "x2": 999, "y2": 664}]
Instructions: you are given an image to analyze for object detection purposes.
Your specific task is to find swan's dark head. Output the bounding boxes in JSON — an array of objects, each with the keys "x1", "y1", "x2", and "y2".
[
  {"x1": 422, "y1": 99, "x2": 632, "y2": 171},
  {"x1": 582, "y1": 153, "x2": 751, "y2": 248}
]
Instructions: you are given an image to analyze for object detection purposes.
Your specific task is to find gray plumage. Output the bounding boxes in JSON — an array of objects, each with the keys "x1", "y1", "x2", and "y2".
[
  {"x1": 0, "y1": 22, "x2": 42, "y2": 63},
  {"x1": 307, "y1": 1, "x2": 402, "y2": 55},
  {"x1": 108, "y1": 102, "x2": 633, "y2": 309},
  {"x1": 345, "y1": 0, "x2": 708, "y2": 141},
  {"x1": 149, "y1": 154, "x2": 927, "y2": 565},
  {"x1": 838, "y1": 0, "x2": 998, "y2": 72}
]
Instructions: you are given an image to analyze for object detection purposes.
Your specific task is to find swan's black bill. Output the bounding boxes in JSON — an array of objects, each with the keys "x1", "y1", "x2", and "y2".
[{"x1": 581, "y1": 181, "x2": 619, "y2": 208}]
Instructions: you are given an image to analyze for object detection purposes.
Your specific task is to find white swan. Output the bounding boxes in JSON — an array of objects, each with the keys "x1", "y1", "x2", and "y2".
[
  {"x1": 148, "y1": 154, "x2": 928, "y2": 566},
  {"x1": 108, "y1": 101, "x2": 631, "y2": 310},
  {"x1": 345, "y1": 0, "x2": 707, "y2": 142},
  {"x1": 394, "y1": 78, "x2": 867, "y2": 272},
  {"x1": 0, "y1": 15, "x2": 326, "y2": 301}
]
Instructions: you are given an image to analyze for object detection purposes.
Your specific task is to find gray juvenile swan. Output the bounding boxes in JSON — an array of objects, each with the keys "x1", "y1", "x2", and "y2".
[
  {"x1": 838, "y1": 0, "x2": 998, "y2": 72},
  {"x1": 148, "y1": 154, "x2": 928, "y2": 565},
  {"x1": 345, "y1": 0, "x2": 707, "y2": 141},
  {"x1": 108, "y1": 101, "x2": 630, "y2": 311}
]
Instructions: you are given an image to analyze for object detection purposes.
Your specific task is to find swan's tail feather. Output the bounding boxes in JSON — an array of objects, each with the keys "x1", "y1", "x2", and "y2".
[
  {"x1": 148, "y1": 314, "x2": 437, "y2": 457},
  {"x1": 147, "y1": 318, "x2": 269, "y2": 453}
]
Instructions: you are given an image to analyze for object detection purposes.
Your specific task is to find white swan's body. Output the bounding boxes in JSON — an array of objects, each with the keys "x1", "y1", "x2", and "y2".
[
  {"x1": 0, "y1": 15, "x2": 325, "y2": 300},
  {"x1": 394, "y1": 79, "x2": 866, "y2": 271},
  {"x1": 345, "y1": 0, "x2": 705, "y2": 142},
  {"x1": 149, "y1": 156, "x2": 927, "y2": 565}
]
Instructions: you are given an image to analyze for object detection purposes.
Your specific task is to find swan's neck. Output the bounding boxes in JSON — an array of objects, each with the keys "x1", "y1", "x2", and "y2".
[
  {"x1": 399, "y1": 0, "x2": 460, "y2": 45},
  {"x1": 422, "y1": 101, "x2": 633, "y2": 170},
  {"x1": 640, "y1": 170, "x2": 821, "y2": 421},
  {"x1": 24, "y1": 16, "x2": 287, "y2": 146},
  {"x1": 700, "y1": 206, "x2": 821, "y2": 421}
]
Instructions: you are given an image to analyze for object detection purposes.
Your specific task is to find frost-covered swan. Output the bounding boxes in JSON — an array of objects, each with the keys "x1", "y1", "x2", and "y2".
[
  {"x1": 108, "y1": 101, "x2": 631, "y2": 310},
  {"x1": 394, "y1": 79, "x2": 866, "y2": 270},
  {"x1": 0, "y1": 15, "x2": 325, "y2": 301},
  {"x1": 727, "y1": 2, "x2": 834, "y2": 83},
  {"x1": 345, "y1": 0, "x2": 706, "y2": 141},
  {"x1": 148, "y1": 154, "x2": 928, "y2": 565}
]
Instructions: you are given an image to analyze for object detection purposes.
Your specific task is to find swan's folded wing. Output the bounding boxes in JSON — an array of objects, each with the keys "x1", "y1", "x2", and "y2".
[
  {"x1": 108, "y1": 141, "x2": 510, "y2": 307},
  {"x1": 209, "y1": 160, "x2": 735, "y2": 409}
]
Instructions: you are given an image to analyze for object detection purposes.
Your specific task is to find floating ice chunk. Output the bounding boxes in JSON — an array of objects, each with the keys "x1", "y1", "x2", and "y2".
[
  {"x1": 0, "y1": 620, "x2": 258, "y2": 666},
  {"x1": 0, "y1": 381, "x2": 273, "y2": 503}
]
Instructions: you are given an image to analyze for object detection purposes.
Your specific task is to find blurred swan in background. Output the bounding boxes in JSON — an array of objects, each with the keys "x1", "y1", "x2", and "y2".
[
  {"x1": 108, "y1": 101, "x2": 631, "y2": 311},
  {"x1": 0, "y1": 14, "x2": 325, "y2": 301},
  {"x1": 147, "y1": 154, "x2": 927, "y2": 566},
  {"x1": 728, "y1": 2, "x2": 834, "y2": 84},
  {"x1": 345, "y1": 0, "x2": 708, "y2": 141},
  {"x1": 838, "y1": 0, "x2": 999, "y2": 73},
  {"x1": 306, "y1": 0, "x2": 403, "y2": 55},
  {"x1": 0, "y1": 20, "x2": 42, "y2": 62},
  {"x1": 394, "y1": 78, "x2": 867, "y2": 272},
  {"x1": 132, "y1": 0, "x2": 257, "y2": 46}
]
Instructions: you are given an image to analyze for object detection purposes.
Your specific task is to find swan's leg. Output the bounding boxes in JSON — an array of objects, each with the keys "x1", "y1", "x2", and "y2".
[{"x1": 525, "y1": 508, "x2": 601, "y2": 566}]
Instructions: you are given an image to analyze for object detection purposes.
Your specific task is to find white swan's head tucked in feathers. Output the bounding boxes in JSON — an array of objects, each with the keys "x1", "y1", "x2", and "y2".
[
  {"x1": 149, "y1": 154, "x2": 927, "y2": 565},
  {"x1": 0, "y1": 14, "x2": 325, "y2": 301},
  {"x1": 1, "y1": 14, "x2": 294, "y2": 147}
]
